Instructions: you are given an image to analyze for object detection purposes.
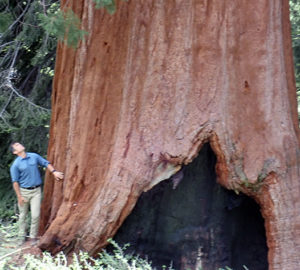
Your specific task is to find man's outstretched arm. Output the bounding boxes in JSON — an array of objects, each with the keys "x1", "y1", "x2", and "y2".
[{"x1": 47, "y1": 164, "x2": 64, "y2": 181}]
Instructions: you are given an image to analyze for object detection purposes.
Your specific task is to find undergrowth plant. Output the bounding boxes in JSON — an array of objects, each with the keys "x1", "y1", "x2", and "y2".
[
  {"x1": 0, "y1": 238, "x2": 174, "y2": 270},
  {"x1": 0, "y1": 217, "x2": 19, "y2": 239}
]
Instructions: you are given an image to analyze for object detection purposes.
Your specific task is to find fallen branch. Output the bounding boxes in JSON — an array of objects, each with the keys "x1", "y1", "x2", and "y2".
[{"x1": 0, "y1": 246, "x2": 32, "y2": 261}]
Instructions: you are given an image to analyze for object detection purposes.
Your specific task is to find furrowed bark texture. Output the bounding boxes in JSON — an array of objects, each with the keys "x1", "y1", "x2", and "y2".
[{"x1": 39, "y1": 1, "x2": 300, "y2": 269}]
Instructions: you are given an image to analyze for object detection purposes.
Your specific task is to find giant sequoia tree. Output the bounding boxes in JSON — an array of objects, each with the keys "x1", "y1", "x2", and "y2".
[{"x1": 39, "y1": 1, "x2": 299, "y2": 270}]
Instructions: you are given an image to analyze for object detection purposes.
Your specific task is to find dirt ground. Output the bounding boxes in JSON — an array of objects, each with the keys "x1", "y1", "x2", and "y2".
[{"x1": 0, "y1": 226, "x2": 42, "y2": 268}]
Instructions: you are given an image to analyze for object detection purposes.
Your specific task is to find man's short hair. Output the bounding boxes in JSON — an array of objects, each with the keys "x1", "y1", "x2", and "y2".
[{"x1": 9, "y1": 142, "x2": 18, "y2": 153}]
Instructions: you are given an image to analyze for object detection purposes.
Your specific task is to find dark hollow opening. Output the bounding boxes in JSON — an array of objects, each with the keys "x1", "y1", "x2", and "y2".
[{"x1": 112, "y1": 144, "x2": 268, "y2": 270}]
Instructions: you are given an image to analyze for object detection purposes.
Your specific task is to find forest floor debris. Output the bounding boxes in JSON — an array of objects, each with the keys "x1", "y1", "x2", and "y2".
[{"x1": 0, "y1": 220, "x2": 42, "y2": 268}]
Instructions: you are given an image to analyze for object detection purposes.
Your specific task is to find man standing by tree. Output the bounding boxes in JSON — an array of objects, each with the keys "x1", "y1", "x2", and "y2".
[{"x1": 9, "y1": 142, "x2": 64, "y2": 244}]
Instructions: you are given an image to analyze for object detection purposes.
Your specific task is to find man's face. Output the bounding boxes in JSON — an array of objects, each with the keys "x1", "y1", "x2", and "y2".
[{"x1": 12, "y1": 142, "x2": 25, "y2": 154}]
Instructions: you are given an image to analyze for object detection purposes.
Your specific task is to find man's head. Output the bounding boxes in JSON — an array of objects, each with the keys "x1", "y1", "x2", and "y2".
[{"x1": 10, "y1": 142, "x2": 25, "y2": 155}]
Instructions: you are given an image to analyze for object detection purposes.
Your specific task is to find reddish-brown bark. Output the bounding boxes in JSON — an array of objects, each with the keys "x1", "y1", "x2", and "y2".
[{"x1": 39, "y1": 1, "x2": 300, "y2": 269}]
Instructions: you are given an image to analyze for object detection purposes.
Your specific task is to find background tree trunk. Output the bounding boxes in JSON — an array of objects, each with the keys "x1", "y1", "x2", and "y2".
[{"x1": 39, "y1": 1, "x2": 299, "y2": 269}]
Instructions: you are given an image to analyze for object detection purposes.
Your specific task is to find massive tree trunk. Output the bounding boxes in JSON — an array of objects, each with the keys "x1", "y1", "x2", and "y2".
[{"x1": 39, "y1": 0, "x2": 299, "y2": 269}]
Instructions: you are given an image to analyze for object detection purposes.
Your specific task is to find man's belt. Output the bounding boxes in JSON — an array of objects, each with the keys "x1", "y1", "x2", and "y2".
[{"x1": 21, "y1": 185, "x2": 41, "y2": 190}]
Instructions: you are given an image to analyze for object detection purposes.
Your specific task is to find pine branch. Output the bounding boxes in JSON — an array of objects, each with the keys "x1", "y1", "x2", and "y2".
[
  {"x1": 0, "y1": 91, "x2": 13, "y2": 117},
  {"x1": 4, "y1": 81, "x2": 50, "y2": 112},
  {"x1": 5, "y1": 1, "x2": 31, "y2": 35},
  {"x1": 0, "y1": 41, "x2": 16, "y2": 49},
  {"x1": 2, "y1": 43, "x2": 50, "y2": 112}
]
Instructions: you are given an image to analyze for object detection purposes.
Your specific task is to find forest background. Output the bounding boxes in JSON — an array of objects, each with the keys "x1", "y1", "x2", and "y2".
[{"x1": 0, "y1": 0, "x2": 299, "y2": 221}]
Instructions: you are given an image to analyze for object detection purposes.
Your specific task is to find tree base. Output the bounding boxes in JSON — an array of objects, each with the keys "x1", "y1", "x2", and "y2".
[{"x1": 112, "y1": 144, "x2": 268, "y2": 270}]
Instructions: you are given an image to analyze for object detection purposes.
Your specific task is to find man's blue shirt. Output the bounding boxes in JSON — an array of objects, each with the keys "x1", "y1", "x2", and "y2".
[{"x1": 10, "y1": 152, "x2": 50, "y2": 188}]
